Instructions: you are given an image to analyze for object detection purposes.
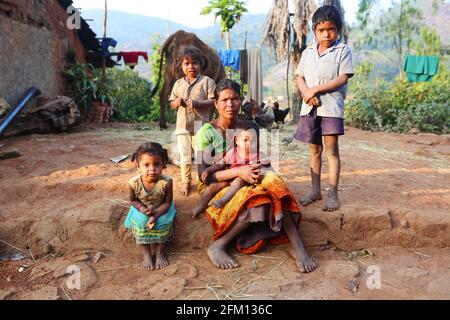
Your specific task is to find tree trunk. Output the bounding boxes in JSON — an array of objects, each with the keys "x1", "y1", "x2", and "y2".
[{"x1": 225, "y1": 31, "x2": 230, "y2": 50}]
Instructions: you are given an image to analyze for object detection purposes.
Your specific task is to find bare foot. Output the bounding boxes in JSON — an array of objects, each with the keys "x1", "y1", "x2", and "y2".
[
  {"x1": 291, "y1": 247, "x2": 318, "y2": 273},
  {"x1": 323, "y1": 187, "x2": 339, "y2": 212},
  {"x1": 191, "y1": 206, "x2": 204, "y2": 218},
  {"x1": 300, "y1": 192, "x2": 322, "y2": 206},
  {"x1": 142, "y1": 248, "x2": 154, "y2": 271},
  {"x1": 211, "y1": 199, "x2": 226, "y2": 209},
  {"x1": 181, "y1": 183, "x2": 191, "y2": 197},
  {"x1": 207, "y1": 243, "x2": 239, "y2": 269},
  {"x1": 155, "y1": 253, "x2": 169, "y2": 269}
]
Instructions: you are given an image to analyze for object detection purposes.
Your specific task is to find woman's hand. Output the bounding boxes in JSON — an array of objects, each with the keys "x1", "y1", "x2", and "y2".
[{"x1": 238, "y1": 164, "x2": 262, "y2": 184}]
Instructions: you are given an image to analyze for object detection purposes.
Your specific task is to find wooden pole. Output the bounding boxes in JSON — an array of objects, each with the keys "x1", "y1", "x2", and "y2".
[{"x1": 102, "y1": 0, "x2": 107, "y2": 75}]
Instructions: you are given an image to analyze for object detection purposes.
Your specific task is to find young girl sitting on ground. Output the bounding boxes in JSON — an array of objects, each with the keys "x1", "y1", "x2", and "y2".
[
  {"x1": 124, "y1": 142, "x2": 176, "y2": 270},
  {"x1": 192, "y1": 122, "x2": 272, "y2": 218}
]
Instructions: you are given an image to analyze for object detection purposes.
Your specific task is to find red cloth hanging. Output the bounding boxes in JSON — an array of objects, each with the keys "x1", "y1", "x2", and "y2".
[{"x1": 117, "y1": 52, "x2": 149, "y2": 68}]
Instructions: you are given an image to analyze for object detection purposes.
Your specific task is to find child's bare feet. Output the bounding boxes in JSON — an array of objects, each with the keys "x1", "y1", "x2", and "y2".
[
  {"x1": 300, "y1": 192, "x2": 322, "y2": 206},
  {"x1": 211, "y1": 199, "x2": 226, "y2": 209},
  {"x1": 142, "y1": 246, "x2": 154, "y2": 271},
  {"x1": 323, "y1": 187, "x2": 339, "y2": 212},
  {"x1": 181, "y1": 183, "x2": 191, "y2": 197},
  {"x1": 191, "y1": 206, "x2": 204, "y2": 218},
  {"x1": 155, "y1": 253, "x2": 169, "y2": 269},
  {"x1": 207, "y1": 242, "x2": 239, "y2": 269}
]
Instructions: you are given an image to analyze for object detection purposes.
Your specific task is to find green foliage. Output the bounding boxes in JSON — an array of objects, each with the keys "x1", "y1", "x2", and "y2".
[
  {"x1": 149, "y1": 36, "x2": 176, "y2": 124},
  {"x1": 106, "y1": 37, "x2": 176, "y2": 123},
  {"x1": 355, "y1": 0, "x2": 424, "y2": 75},
  {"x1": 413, "y1": 26, "x2": 441, "y2": 56},
  {"x1": 63, "y1": 49, "x2": 115, "y2": 113},
  {"x1": 107, "y1": 68, "x2": 154, "y2": 122},
  {"x1": 201, "y1": 0, "x2": 248, "y2": 33},
  {"x1": 345, "y1": 62, "x2": 450, "y2": 134}
]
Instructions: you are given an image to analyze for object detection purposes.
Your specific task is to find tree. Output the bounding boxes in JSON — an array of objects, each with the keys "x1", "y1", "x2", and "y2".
[
  {"x1": 356, "y1": 0, "x2": 423, "y2": 78},
  {"x1": 200, "y1": 0, "x2": 248, "y2": 50}
]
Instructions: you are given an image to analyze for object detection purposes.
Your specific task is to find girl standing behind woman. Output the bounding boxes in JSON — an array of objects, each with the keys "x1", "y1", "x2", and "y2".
[
  {"x1": 124, "y1": 142, "x2": 176, "y2": 270},
  {"x1": 169, "y1": 45, "x2": 216, "y2": 197}
]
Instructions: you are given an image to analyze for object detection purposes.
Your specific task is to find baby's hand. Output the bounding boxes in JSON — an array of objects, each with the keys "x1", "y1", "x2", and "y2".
[{"x1": 201, "y1": 171, "x2": 209, "y2": 183}]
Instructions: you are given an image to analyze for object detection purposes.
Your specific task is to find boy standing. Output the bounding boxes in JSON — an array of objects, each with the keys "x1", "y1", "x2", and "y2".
[
  {"x1": 295, "y1": 5, "x2": 354, "y2": 212},
  {"x1": 169, "y1": 46, "x2": 216, "y2": 196}
]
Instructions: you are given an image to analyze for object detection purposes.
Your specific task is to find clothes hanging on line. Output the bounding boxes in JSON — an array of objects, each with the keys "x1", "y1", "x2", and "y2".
[
  {"x1": 98, "y1": 37, "x2": 117, "y2": 58},
  {"x1": 218, "y1": 50, "x2": 241, "y2": 71},
  {"x1": 239, "y1": 50, "x2": 248, "y2": 84},
  {"x1": 403, "y1": 55, "x2": 440, "y2": 83},
  {"x1": 245, "y1": 48, "x2": 263, "y2": 106},
  {"x1": 116, "y1": 52, "x2": 149, "y2": 69}
]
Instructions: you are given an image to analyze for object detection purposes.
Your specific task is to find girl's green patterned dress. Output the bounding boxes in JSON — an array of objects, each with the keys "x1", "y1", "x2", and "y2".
[{"x1": 124, "y1": 174, "x2": 176, "y2": 244}]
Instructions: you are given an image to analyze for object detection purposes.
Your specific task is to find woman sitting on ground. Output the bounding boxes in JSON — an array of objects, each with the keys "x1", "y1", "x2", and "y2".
[{"x1": 194, "y1": 79, "x2": 317, "y2": 273}]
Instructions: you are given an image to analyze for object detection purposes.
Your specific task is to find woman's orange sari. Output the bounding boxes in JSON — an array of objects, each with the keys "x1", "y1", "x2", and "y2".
[{"x1": 198, "y1": 172, "x2": 301, "y2": 254}]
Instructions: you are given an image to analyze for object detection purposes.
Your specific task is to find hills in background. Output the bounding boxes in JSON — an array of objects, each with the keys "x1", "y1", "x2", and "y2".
[{"x1": 81, "y1": 1, "x2": 449, "y2": 100}]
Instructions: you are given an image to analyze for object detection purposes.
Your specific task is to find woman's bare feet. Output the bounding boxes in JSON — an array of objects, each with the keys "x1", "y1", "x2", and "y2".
[
  {"x1": 142, "y1": 245, "x2": 154, "y2": 271},
  {"x1": 323, "y1": 187, "x2": 339, "y2": 212},
  {"x1": 207, "y1": 242, "x2": 239, "y2": 269},
  {"x1": 295, "y1": 248, "x2": 318, "y2": 273},
  {"x1": 300, "y1": 192, "x2": 322, "y2": 206}
]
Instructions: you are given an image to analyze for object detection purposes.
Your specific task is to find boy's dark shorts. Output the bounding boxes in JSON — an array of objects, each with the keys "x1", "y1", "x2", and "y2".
[{"x1": 294, "y1": 108, "x2": 344, "y2": 145}]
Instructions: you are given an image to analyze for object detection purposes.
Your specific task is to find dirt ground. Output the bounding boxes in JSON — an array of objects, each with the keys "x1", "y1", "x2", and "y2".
[{"x1": 0, "y1": 122, "x2": 449, "y2": 300}]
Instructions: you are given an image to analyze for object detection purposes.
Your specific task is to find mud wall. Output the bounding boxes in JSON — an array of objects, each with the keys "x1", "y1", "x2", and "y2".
[{"x1": 0, "y1": 0, "x2": 86, "y2": 106}]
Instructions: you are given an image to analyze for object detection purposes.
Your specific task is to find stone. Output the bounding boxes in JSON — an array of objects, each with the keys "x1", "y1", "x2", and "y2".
[
  {"x1": 0, "y1": 149, "x2": 22, "y2": 160},
  {"x1": 0, "y1": 289, "x2": 15, "y2": 300},
  {"x1": 147, "y1": 277, "x2": 186, "y2": 300},
  {"x1": 402, "y1": 267, "x2": 430, "y2": 279},
  {"x1": 20, "y1": 286, "x2": 60, "y2": 300},
  {"x1": 0, "y1": 96, "x2": 11, "y2": 118}
]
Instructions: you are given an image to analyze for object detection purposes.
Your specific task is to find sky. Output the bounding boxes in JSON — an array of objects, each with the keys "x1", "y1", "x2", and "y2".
[{"x1": 71, "y1": 0, "x2": 393, "y2": 29}]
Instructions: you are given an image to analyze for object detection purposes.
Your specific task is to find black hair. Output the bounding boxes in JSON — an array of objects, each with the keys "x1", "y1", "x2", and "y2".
[
  {"x1": 312, "y1": 5, "x2": 343, "y2": 33},
  {"x1": 214, "y1": 79, "x2": 242, "y2": 100},
  {"x1": 131, "y1": 142, "x2": 169, "y2": 166},
  {"x1": 176, "y1": 45, "x2": 208, "y2": 71},
  {"x1": 238, "y1": 120, "x2": 260, "y2": 137}
]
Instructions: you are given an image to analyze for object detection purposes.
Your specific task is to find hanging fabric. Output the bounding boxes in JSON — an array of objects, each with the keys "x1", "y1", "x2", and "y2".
[
  {"x1": 98, "y1": 37, "x2": 117, "y2": 58},
  {"x1": 218, "y1": 50, "x2": 241, "y2": 71},
  {"x1": 403, "y1": 55, "x2": 440, "y2": 83},
  {"x1": 239, "y1": 50, "x2": 248, "y2": 84},
  {"x1": 116, "y1": 52, "x2": 149, "y2": 69},
  {"x1": 245, "y1": 48, "x2": 263, "y2": 106}
]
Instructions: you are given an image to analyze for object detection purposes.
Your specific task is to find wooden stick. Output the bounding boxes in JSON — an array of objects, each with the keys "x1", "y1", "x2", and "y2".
[{"x1": 61, "y1": 284, "x2": 72, "y2": 301}]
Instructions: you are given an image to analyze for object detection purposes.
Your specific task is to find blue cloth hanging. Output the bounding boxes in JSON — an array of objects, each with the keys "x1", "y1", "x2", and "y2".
[
  {"x1": 218, "y1": 50, "x2": 241, "y2": 71},
  {"x1": 99, "y1": 37, "x2": 117, "y2": 58}
]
